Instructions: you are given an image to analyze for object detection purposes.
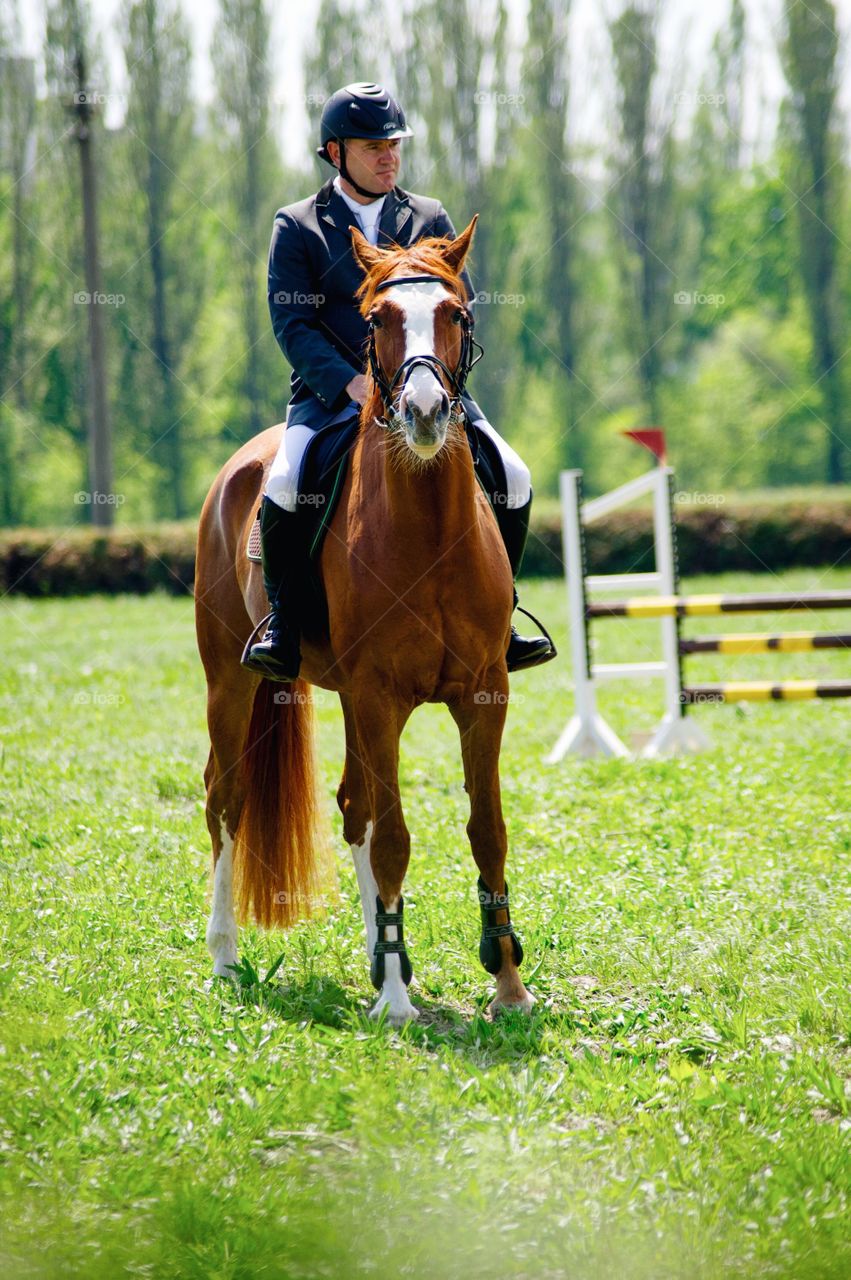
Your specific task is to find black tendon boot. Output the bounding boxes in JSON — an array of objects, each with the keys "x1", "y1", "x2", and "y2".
[
  {"x1": 495, "y1": 496, "x2": 557, "y2": 673},
  {"x1": 241, "y1": 496, "x2": 303, "y2": 681}
]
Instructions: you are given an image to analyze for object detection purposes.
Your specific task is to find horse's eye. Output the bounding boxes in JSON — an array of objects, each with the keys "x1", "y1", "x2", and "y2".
[
  {"x1": 371, "y1": 315, "x2": 383, "y2": 329},
  {"x1": 452, "y1": 310, "x2": 463, "y2": 325}
]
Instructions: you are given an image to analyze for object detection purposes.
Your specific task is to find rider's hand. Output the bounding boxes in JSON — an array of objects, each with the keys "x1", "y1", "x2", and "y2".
[{"x1": 346, "y1": 374, "x2": 368, "y2": 406}]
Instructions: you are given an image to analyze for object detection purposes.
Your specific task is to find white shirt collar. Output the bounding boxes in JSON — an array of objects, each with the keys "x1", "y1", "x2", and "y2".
[{"x1": 332, "y1": 174, "x2": 386, "y2": 226}]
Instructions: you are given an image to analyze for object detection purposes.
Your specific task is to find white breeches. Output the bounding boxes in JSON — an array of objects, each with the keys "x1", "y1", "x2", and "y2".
[
  {"x1": 469, "y1": 417, "x2": 532, "y2": 510},
  {"x1": 265, "y1": 424, "x2": 316, "y2": 513},
  {"x1": 265, "y1": 417, "x2": 532, "y2": 513}
]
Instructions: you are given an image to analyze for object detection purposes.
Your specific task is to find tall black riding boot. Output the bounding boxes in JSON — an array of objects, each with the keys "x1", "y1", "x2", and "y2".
[
  {"x1": 241, "y1": 496, "x2": 303, "y2": 682},
  {"x1": 495, "y1": 496, "x2": 557, "y2": 673}
]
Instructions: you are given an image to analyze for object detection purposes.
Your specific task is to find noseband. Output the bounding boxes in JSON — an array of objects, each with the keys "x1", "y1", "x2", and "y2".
[{"x1": 366, "y1": 273, "x2": 484, "y2": 420}]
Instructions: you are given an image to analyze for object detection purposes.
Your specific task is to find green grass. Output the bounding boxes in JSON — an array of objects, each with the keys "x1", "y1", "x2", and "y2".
[{"x1": 1, "y1": 571, "x2": 850, "y2": 1278}]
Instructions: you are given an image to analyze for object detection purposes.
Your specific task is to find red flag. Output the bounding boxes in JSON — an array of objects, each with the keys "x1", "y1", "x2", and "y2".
[{"x1": 623, "y1": 429, "x2": 667, "y2": 465}]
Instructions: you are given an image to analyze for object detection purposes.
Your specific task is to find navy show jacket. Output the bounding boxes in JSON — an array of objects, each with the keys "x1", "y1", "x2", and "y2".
[{"x1": 267, "y1": 177, "x2": 482, "y2": 429}]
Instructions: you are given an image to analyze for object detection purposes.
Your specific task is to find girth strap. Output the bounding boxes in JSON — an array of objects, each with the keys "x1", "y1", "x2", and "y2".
[{"x1": 477, "y1": 875, "x2": 523, "y2": 975}]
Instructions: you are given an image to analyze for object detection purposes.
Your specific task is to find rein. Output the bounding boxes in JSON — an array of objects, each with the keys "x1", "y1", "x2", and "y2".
[{"x1": 365, "y1": 273, "x2": 484, "y2": 422}]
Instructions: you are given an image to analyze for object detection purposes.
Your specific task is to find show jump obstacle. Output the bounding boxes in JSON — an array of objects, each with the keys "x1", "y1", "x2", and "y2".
[{"x1": 547, "y1": 434, "x2": 851, "y2": 762}]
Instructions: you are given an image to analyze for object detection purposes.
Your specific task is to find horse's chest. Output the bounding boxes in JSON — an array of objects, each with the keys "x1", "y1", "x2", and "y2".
[{"x1": 333, "y1": 557, "x2": 506, "y2": 683}]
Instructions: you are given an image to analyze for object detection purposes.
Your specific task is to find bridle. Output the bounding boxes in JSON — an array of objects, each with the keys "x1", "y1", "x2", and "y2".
[{"x1": 365, "y1": 273, "x2": 484, "y2": 421}]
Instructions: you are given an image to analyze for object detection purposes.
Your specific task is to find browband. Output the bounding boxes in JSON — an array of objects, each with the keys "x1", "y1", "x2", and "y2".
[{"x1": 373, "y1": 274, "x2": 459, "y2": 292}]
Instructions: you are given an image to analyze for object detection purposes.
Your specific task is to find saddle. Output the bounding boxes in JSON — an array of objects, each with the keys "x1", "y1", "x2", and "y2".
[
  {"x1": 247, "y1": 414, "x2": 507, "y2": 638},
  {"x1": 248, "y1": 416, "x2": 361, "y2": 566}
]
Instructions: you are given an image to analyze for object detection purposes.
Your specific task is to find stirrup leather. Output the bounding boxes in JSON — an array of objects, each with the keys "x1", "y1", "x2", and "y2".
[
  {"x1": 240, "y1": 611, "x2": 273, "y2": 667},
  {"x1": 370, "y1": 895, "x2": 413, "y2": 989},
  {"x1": 514, "y1": 604, "x2": 557, "y2": 656},
  {"x1": 477, "y1": 875, "x2": 523, "y2": 974}
]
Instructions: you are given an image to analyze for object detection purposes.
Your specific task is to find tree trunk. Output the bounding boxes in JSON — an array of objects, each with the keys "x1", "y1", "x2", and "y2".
[{"x1": 74, "y1": 95, "x2": 114, "y2": 527}]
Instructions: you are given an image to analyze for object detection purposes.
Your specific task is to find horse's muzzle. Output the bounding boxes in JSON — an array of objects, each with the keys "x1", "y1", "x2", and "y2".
[{"x1": 401, "y1": 399, "x2": 451, "y2": 458}]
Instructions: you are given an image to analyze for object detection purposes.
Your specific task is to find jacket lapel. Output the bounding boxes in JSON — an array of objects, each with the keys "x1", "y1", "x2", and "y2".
[
  {"x1": 378, "y1": 187, "x2": 413, "y2": 245},
  {"x1": 316, "y1": 177, "x2": 414, "y2": 245},
  {"x1": 317, "y1": 178, "x2": 359, "y2": 240}
]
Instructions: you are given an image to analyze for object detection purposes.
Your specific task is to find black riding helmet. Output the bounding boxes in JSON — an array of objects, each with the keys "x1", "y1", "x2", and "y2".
[{"x1": 317, "y1": 82, "x2": 413, "y2": 199}]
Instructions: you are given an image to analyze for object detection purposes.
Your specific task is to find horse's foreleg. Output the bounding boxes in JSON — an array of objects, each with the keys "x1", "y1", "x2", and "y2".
[
  {"x1": 349, "y1": 690, "x2": 418, "y2": 1025},
  {"x1": 206, "y1": 797, "x2": 238, "y2": 978},
  {"x1": 451, "y1": 681, "x2": 534, "y2": 1016},
  {"x1": 337, "y1": 694, "x2": 377, "y2": 962},
  {"x1": 203, "y1": 675, "x2": 256, "y2": 978}
]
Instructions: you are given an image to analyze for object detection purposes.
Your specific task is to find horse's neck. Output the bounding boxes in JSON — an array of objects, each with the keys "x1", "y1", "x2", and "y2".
[{"x1": 363, "y1": 421, "x2": 481, "y2": 547}]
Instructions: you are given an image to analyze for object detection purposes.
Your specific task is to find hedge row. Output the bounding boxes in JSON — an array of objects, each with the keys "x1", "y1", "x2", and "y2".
[
  {"x1": 1, "y1": 501, "x2": 849, "y2": 596},
  {"x1": 521, "y1": 500, "x2": 851, "y2": 579},
  {"x1": 0, "y1": 524, "x2": 196, "y2": 597}
]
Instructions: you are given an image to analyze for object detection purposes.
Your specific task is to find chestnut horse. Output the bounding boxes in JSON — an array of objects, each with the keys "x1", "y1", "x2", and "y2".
[{"x1": 195, "y1": 217, "x2": 533, "y2": 1023}]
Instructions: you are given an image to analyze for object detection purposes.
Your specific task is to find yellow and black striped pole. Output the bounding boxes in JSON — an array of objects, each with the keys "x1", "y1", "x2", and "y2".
[
  {"x1": 679, "y1": 632, "x2": 851, "y2": 655},
  {"x1": 681, "y1": 681, "x2": 851, "y2": 703},
  {"x1": 588, "y1": 591, "x2": 851, "y2": 619}
]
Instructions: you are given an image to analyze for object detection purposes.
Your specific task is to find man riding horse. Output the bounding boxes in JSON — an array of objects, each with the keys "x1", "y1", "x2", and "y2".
[{"x1": 242, "y1": 80, "x2": 556, "y2": 681}]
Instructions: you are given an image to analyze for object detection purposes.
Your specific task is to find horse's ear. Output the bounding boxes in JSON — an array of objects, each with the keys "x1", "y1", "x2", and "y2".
[
  {"x1": 350, "y1": 225, "x2": 385, "y2": 274},
  {"x1": 441, "y1": 215, "x2": 478, "y2": 274}
]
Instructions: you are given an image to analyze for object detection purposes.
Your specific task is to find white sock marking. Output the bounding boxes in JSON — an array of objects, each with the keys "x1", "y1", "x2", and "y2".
[
  {"x1": 351, "y1": 820, "x2": 418, "y2": 1023},
  {"x1": 206, "y1": 822, "x2": 238, "y2": 977}
]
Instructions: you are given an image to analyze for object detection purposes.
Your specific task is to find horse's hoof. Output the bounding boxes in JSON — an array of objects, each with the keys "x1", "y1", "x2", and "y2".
[
  {"x1": 489, "y1": 989, "x2": 536, "y2": 1018},
  {"x1": 210, "y1": 946, "x2": 238, "y2": 978},
  {"x1": 369, "y1": 991, "x2": 420, "y2": 1025}
]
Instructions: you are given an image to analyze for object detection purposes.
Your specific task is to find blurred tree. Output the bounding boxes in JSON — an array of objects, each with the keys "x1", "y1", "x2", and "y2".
[
  {"x1": 781, "y1": 0, "x2": 847, "y2": 483},
  {"x1": 703, "y1": 168, "x2": 798, "y2": 321},
  {"x1": 123, "y1": 0, "x2": 194, "y2": 517},
  {"x1": 608, "y1": 1, "x2": 679, "y2": 425},
  {"x1": 0, "y1": 44, "x2": 36, "y2": 413},
  {"x1": 403, "y1": 0, "x2": 513, "y2": 426},
  {"x1": 212, "y1": 0, "x2": 281, "y2": 440},
  {"x1": 303, "y1": 0, "x2": 365, "y2": 125},
  {"x1": 46, "y1": 0, "x2": 115, "y2": 526},
  {"x1": 0, "y1": 12, "x2": 38, "y2": 524},
  {"x1": 521, "y1": 0, "x2": 587, "y2": 470},
  {"x1": 716, "y1": 0, "x2": 745, "y2": 174}
]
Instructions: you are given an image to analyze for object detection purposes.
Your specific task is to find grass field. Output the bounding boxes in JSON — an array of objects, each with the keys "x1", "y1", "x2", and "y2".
[{"x1": 1, "y1": 570, "x2": 850, "y2": 1279}]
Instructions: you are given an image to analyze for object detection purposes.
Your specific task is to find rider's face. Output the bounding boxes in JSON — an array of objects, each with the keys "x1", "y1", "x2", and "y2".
[{"x1": 331, "y1": 137, "x2": 401, "y2": 195}]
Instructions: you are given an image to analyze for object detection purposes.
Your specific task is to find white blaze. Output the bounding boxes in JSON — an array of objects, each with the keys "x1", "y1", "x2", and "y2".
[{"x1": 385, "y1": 280, "x2": 452, "y2": 418}]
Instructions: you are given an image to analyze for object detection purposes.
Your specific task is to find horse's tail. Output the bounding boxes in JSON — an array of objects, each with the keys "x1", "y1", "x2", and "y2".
[{"x1": 232, "y1": 677, "x2": 331, "y2": 929}]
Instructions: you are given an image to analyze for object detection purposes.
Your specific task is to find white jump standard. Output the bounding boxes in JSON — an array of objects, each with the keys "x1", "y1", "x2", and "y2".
[
  {"x1": 547, "y1": 465, "x2": 709, "y2": 761},
  {"x1": 547, "y1": 463, "x2": 851, "y2": 761}
]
